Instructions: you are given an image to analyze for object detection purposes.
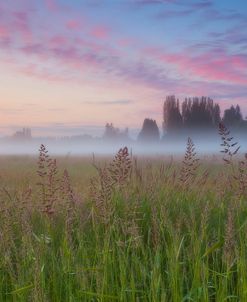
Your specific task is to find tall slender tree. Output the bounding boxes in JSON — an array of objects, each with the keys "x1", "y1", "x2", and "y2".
[
  {"x1": 163, "y1": 95, "x2": 183, "y2": 133},
  {"x1": 181, "y1": 97, "x2": 220, "y2": 129},
  {"x1": 163, "y1": 96, "x2": 220, "y2": 135}
]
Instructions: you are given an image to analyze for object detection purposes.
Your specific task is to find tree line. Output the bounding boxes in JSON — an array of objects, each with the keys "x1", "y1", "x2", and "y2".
[
  {"x1": 103, "y1": 96, "x2": 247, "y2": 142},
  {"x1": 163, "y1": 96, "x2": 245, "y2": 134}
]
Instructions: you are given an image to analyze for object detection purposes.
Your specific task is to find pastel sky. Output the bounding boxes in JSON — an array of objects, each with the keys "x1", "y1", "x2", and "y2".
[{"x1": 0, "y1": 0, "x2": 247, "y2": 137}]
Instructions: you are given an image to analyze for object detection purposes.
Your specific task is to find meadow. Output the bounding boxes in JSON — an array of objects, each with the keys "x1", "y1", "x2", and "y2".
[{"x1": 0, "y1": 126, "x2": 247, "y2": 301}]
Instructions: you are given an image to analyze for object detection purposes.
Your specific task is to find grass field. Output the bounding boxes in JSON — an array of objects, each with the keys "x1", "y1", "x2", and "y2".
[{"x1": 0, "y1": 131, "x2": 247, "y2": 301}]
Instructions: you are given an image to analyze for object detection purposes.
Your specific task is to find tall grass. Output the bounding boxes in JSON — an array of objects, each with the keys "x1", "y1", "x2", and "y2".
[{"x1": 0, "y1": 125, "x2": 247, "y2": 301}]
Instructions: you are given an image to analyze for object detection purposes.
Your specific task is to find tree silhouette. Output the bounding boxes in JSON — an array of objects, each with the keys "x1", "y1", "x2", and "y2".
[
  {"x1": 138, "y1": 118, "x2": 160, "y2": 142},
  {"x1": 163, "y1": 96, "x2": 221, "y2": 135},
  {"x1": 223, "y1": 105, "x2": 243, "y2": 127},
  {"x1": 104, "y1": 123, "x2": 119, "y2": 139},
  {"x1": 103, "y1": 123, "x2": 129, "y2": 141},
  {"x1": 163, "y1": 96, "x2": 182, "y2": 133},
  {"x1": 181, "y1": 97, "x2": 220, "y2": 129}
]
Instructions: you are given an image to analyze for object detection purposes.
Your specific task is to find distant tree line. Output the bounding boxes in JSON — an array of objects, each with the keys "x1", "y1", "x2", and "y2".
[
  {"x1": 103, "y1": 123, "x2": 129, "y2": 141},
  {"x1": 162, "y1": 96, "x2": 246, "y2": 136},
  {"x1": 103, "y1": 96, "x2": 247, "y2": 142}
]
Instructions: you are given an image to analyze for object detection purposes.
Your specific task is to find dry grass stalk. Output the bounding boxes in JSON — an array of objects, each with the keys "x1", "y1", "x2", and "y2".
[
  {"x1": 161, "y1": 156, "x2": 174, "y2": 185},
  {"x1": 231, "y1": 152, "x2": 247, "y2": 199},
  {"x1": 61, "y1": 169, "x2": 76, "y2": 240},
  {"x1": 46, "y1": 159, "x2": 59, "y2": 213},
  {"x1": 0, "y1": 199, "x2": 13, "y2": 253},
  {"x1": 133, "y1": 156, "x2": 143, "y2": 184},
  {"x1": 218, "y1": 123, "x2": 247, "y2": 197},
  {"x1": 0, "y1": 188, "x2": 20, "y2": 267},
  {"x1": 90, "y1": 147, "x2": 132, "y2": 224},
  {"x1": 109, "y1": 147, "x2": 132, "y2": 187},
  {"x1": 151, "y1": 204, "x2": 160, "y2": 248},
  {"x1": 218, "y1": 123, "x2": 240, "y2": 192},
  {"x1": 200, "y1": 201, "x2": 210, "y2": 235},
  {"x1": 237, "y1": 155, "x2": 247, "y2": 197},
  {"x1": 180, "y1": 137, "x2": 200, "y2": 187},
  {"x1": 15, "y1": 186, "x2": 33, "y2": 234},
  {"x1": 197, "y1": 170, "x2": 209, "y2": 188},
  {"x1": 122, "y1": 203, "x2": 142, "y2": 248},
  {"x1": 219, "y1": 122, "x2": 240, "y2": 166},
  {"x1": 90, "y1": 166, "x2": 114, "y2": 224},
  {"x1": 37, "y1": 144, "x2": 60, "y2": 216},
  {"x1": 61, "y1": 169, "x2": 75, "y2": 204},
  {"x1": 223, "y1": 205, "x2": 236, "y2": 267}
]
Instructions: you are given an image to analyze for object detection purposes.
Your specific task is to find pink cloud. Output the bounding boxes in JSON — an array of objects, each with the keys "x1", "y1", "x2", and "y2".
[
  {"x1": 0, "y1": 8, "x2": 33, "y2": 44},
  {"x1": 13, "y1": 11, "x2": 30, "y2": 32},
  {"x1": 117, "y1": 38, "x2": 135, "y2": 47},
  {"x1": 190, "y1": 61, "x2": 247, "y2": 85},
  {"x1": 66, "y1": 20, "x2": 82, "y2": 30},
  {"x1": 49, "y1": 35, "x2": 69, "y2": 47},
  {"x1": 21, "y1": 44, "x2": 45, "y2": 57},
  {"x1": 19, "y1": 63, "x2": 71, "y2": 83},
  {"x1": 188, "y1": 56, "x2": 247, "y2": 85},
  {"x1": 145, "y1": 47, "x2": 247, "y2": 86},
  {"x1": 44, "y1": 0, "x2": 58, "y2": 12},
  {"x1": 0, "y1": 25, "x2": 8, "y2": 38},
  {"x1": 90, "y1": 25, "x2": 110, "y2": 39}
]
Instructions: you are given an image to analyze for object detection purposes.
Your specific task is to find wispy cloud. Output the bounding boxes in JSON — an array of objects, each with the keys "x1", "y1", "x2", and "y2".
[
  {"x1": 83, "y1": 99, "x2": 134, "y2": 105},
  {"x1": 131, "y1": 0, "x2": 213, "y2": 9}
]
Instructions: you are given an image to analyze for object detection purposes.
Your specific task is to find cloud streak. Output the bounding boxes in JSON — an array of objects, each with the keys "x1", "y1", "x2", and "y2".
[{"x1": 83, "y1": 99, "x2": 134, "y2": 105}]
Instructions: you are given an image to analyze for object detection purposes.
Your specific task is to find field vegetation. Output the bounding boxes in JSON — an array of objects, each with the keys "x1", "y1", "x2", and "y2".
[{"x1": 0, "y1": 124, "x2": 247, "y2": 301}]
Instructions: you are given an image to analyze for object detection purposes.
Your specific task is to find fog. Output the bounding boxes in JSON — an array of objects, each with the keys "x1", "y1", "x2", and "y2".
[{"x1": 0, "y1": 132, "x2": 246, "y2": 158}]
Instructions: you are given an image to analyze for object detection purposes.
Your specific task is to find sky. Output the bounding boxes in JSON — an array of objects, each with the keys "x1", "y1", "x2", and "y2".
[{"x1": 0, "y1": 0, "x2": 247, "y2": 137}]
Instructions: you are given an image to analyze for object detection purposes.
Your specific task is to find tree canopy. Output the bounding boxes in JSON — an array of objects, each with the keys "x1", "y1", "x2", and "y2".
[
  {"x1": 163, "y1": 96, "x2": 221, "y2": 134},
  {"x1": 138, "y1": 118, "x2": 160, "y2": 142}
]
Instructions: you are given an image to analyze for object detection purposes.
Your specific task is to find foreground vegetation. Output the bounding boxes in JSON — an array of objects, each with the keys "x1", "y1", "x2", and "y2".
[{"x1": 0, "y1": 126, "x2": 247, "y2": 301}]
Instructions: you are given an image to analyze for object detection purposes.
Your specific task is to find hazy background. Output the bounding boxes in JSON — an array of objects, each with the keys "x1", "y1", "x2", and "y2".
[{"x1": 0, "y1": 0, "x2": 247, "y2": 155}]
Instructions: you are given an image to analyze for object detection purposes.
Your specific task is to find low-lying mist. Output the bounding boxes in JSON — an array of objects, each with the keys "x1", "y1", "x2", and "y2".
[{"x1": 1, "y1": 131, "x2": 247, "y2": 157}]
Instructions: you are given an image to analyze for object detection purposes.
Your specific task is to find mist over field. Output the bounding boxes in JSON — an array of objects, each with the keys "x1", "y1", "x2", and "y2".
[
  {"x1": 0, "y1": 133, "x2": 247, "y2": 157},
  {"x1": 1, "y1": 98, "x2": 247, "y2": 156}
]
